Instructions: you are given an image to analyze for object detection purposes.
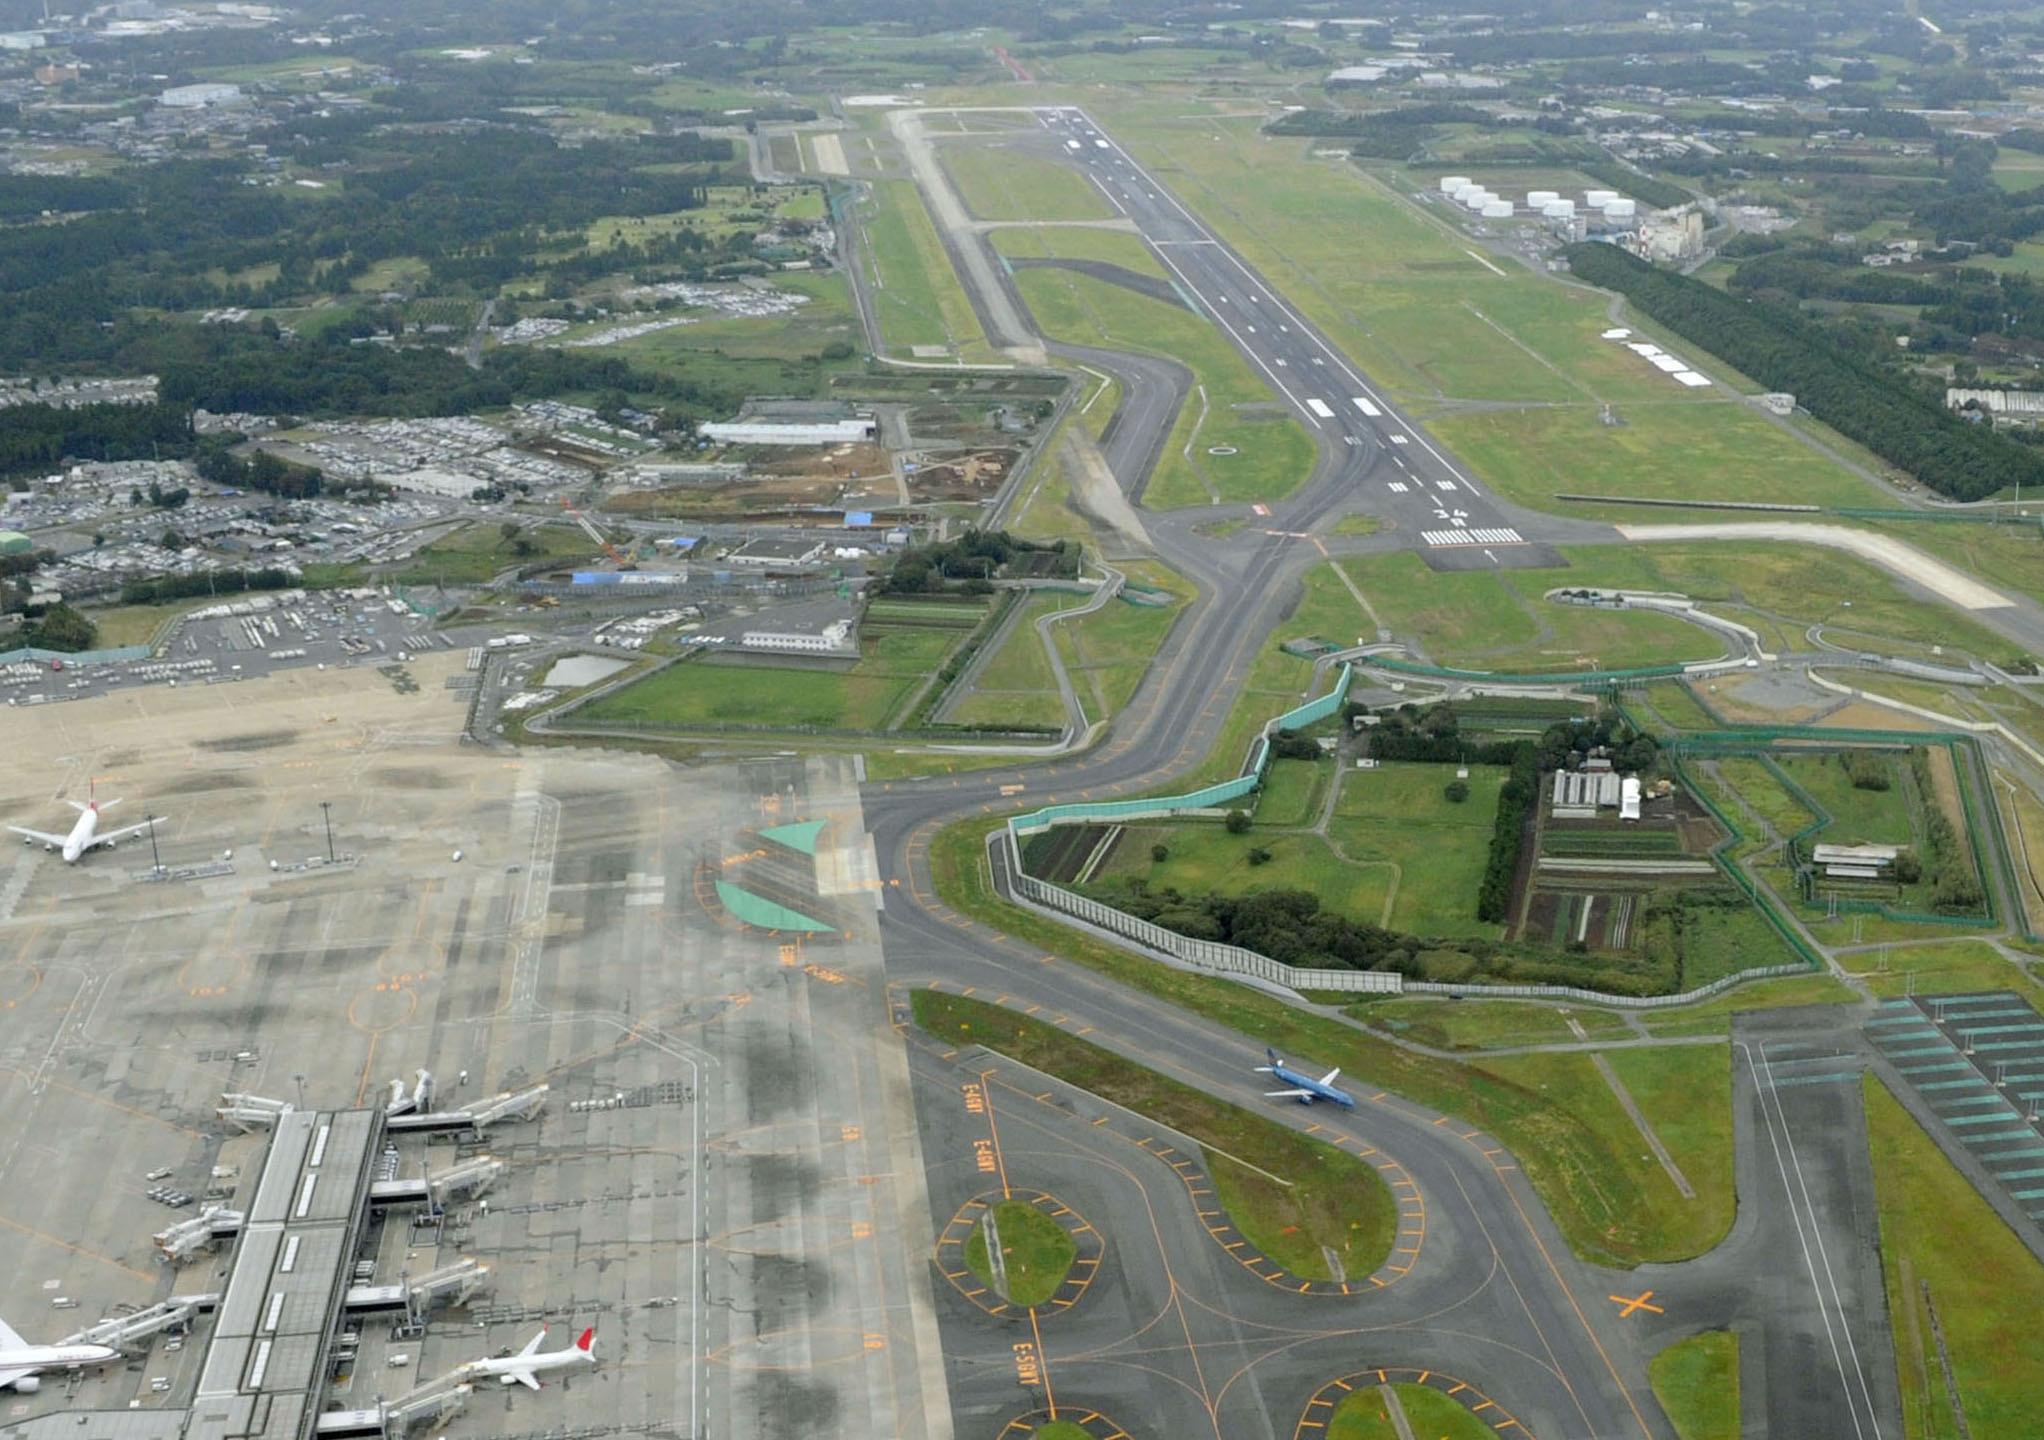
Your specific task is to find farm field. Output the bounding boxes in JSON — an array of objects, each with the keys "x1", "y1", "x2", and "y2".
[{"x1": 1009, "y1": 265, "x2": 1315, "y2": 507}]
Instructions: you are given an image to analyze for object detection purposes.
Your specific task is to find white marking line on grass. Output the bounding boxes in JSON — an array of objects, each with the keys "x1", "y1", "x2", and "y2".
[{"x1": 1465, "y1": 248, "x2": 1507, "y2": 276}]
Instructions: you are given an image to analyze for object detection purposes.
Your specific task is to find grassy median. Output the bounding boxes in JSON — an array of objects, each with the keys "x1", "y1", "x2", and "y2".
[
  {"x1": 962, "y1": 1199, "x2": 1077, "y2": 1306},
  {"x1": 914, "y1": 989, "x2": 1397, "y2": 1282}
]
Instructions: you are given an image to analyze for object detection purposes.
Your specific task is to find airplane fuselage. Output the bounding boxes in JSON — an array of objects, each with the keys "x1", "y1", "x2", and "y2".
[
  {"x1": 1265, "y1": 1060, "x2": 1356, "y2": 1107},
  {"x1": 61, "y1": 807, "x2": 98, "y2": 864},
  {"x1": 0, "y1": 1342, "x2": 122, "y2": 1391}
]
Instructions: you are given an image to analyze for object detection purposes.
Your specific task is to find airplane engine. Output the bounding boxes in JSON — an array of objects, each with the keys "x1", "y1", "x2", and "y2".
[
  {"x1": 105, "y1": 840, "x2": 115, "y2": 850},
  {"x1": 10, "y1": 1376, "x2": 39, "y2": 1394}
]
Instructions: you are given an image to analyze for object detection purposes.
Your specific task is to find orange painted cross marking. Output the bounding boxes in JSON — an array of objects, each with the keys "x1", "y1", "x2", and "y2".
[{"x1": 1610, "y1": 1289, "x2": 1665, "y2": 1318}]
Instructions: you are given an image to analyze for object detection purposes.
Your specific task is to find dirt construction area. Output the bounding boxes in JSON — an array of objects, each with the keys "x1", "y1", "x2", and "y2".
[{"x1": 0, "y1": 653, "x2": 950, "y2": 1440}]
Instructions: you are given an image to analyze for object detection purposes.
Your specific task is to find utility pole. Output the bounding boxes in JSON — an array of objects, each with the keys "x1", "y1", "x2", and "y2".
[
  {"x1": 145, "y1": 811, "x2": 162, "y2": 874},
  {"x1": 320, "y1": 801, "x2": 335, "y2": 863}
]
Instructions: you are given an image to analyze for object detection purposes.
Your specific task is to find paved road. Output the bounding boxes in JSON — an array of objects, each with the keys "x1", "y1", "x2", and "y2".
[{"x1": 863, "y1": 106, "x2": 1924, "y2": 1440}]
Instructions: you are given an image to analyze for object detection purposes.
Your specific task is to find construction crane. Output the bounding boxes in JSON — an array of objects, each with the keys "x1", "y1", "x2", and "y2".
[{"x1": 557, "y1": 497, "x2": 634, "y2": 569}]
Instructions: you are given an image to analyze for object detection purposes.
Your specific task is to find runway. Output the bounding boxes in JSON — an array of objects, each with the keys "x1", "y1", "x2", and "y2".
[{"x1": 851, "y1": 105, "x2": 1919, "y2": 1439}]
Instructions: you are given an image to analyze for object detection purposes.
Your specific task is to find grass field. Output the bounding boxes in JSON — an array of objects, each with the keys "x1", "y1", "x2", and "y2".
[
  {"x1": 1010, "y1": 266, "x2": 1315, "y2": 507},
  {"x1": 1650, "y1": 1331, "x2": 1740, "y2": 1440},
  {"x1": 1252, "y1": 756, "x2": 1330, "y2": 827},
  {"x1": 1482, "y1": 1045, "x2": 1736, "y2": 1260},
  {"x1": 578, "y1": 625, "x2": 964, "y2": 732},
  {"x1": 962, "y1": 1199, "x2": 1077, "y2": 1306},
  {"x1": 945, "y1": 594, "x2": 1070, "y2": 730},
  {"x1": 1772, "y1": 751, "x2": 1915, "y2": 847},
  {"x1": 83, "y1": 594, "x2": 229, "y2": 649},
  {"x1": 1340, "y1": 552, "x2": 1721, "y2": 673},
  {"x1": 944, "y1": 145, "x2": 1114, "y2": 222},
  {"x1": 990, "y1": 224, "x2": 1170, "y2": 280},
  {"x1": 863, "y1": 177, "x2": 991, "y2": 359},
  {"x1": 929, "y1": 812, "x2": 1804, "y2": 1267},
  {"x1": 391, "y1": 522, "x2": 596, "y2": 586},
  {"x1": 1865, "y1": 1075, "x2": 2044, "y2": 1440},
  {"x1": 1326, "y1": 1385, "x2": 1496, "y2": 1440},
  {"x1": 1839, "y1": 941, "x2": 2044, "y2": 1004},
  {"x1": 1325, "y1": 761, "x2": 1509, "y2": 938},
  {"x1": 1097, "y1": 823, "x2": 1394, "y2": 933},
  {"x1": 1053, "y1": 582, "x2": 1190, "y2": 723},
  {"x1": 914, "y1": 990, "x2": 1399, "y2": 1282},
  {"x1": 1086, "y1": 104, "x2": 1890, "y2": 516},
  {"x1": 1349, "y1": 997, "x2": 1636, "y2": 1051}
]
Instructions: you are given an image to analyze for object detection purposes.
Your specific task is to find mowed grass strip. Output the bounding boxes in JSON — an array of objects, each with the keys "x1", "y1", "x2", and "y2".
[
  {"x1": 1010, "y1": 265, "x2": 1315, "y2": 507},
  {"x1": 864, "y1": 177, "x2": 988, "y2": 358},
  {"x1": 579, "y1": 625, "x2": 962, "y2": 732},
  {"x1": 912, "y1": 989, "x2": 1398, "y2": 1282},
  {"x1": 1650, "y1": 1331, "x2": 1740, "y2": 1440},
  {"x1": 1865, "y1": 1075, "x2": 2044, "y2": 1440},
  {"x1": 961, "y1": 1199, "x2": 1077, "y2": 1306},
  {"x1": 929, "y1": 814, "x2": 1801, "y2": 1267},
  {"x1": 945, "y1": 145, "x2": 1113, "y2": 222},
  {"x1": 990, "y1": 222, "x2": 1170, "y2": 280}
]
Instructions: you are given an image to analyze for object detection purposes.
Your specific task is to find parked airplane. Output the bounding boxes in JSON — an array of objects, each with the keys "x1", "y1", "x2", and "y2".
[
  {"x1": 1256, "y1": 1048, "x2": 1356, "y2": 1108},
  {"x1": 463, "y1": 1327, "x2": 596, "y2": 1390},
  {"x1": 0, "y1": 1315, "x2": 122, "y2": 1392},
  {"x1": 8, "y1": 787, "x2": 161, "y2": 863}
]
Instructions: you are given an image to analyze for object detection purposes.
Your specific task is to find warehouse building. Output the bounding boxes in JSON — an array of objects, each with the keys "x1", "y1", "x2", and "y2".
[{"x1": 159, "y1": 82, "x2": 244, "y2": 107}]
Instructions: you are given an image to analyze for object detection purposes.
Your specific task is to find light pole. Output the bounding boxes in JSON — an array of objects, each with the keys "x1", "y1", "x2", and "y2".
[
  {"x1": 320, "y1": 801, "x2": 335, "y2": 863},
  {"x1": 145, "y1": 810, "x2": 162, "y2": 874},
  {"x1": 292, "y1": 1072, "x2": 306, "y2": 1111}
]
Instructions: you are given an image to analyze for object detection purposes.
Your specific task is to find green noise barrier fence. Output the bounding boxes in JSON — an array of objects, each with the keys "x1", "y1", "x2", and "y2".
[{"x1": 1007, "y1": 664, "x2": 1353, "y2": 838}]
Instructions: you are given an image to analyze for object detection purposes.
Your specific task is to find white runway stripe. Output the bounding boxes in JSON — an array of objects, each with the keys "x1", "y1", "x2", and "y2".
[
  {"x1": 1351, "y1": 397, "x2": 1382, "y2": 417},
  {"x1": 1305, "y1": 398, "x2": 1335, "y2": 419},
  {"x1": 1422, "y1": 527, "x2": 1525, "y2": 547}
]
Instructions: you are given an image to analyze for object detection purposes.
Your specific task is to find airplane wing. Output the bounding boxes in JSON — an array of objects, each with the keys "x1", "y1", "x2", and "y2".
[
  {"x1": 1263, "y1": 1088, "x2": 1316, "y2": 1101},
  {"x1": 6, "y1": 826, "x2": 68, "y2": 848},
  {"x1": 505, "y1": 1369, "x2": 541, "y2": 1391},
  {"x1": 0, "y1": 1363, "x2": 37, "y2": 1390},
  {"x1": 0, "y1": 1313, "x2": 26, "y2": 1350},
  {"x1": 1319, "y1": 1067, "x2": 1342, "y2": 1087},
  {"x1": 90, "y1": 817, "x2": 162, "y2": 849},
  {"x1": 516, "y1": 1330, "x2": 549, "y2": 1358}
]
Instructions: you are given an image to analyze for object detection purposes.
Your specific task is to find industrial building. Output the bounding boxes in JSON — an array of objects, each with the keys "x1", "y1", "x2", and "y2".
[
  {"x1": 699, "y1": 418, "x2": 877, "y2": 446},
  {"x1": 740, "y1": 617, "x2": 855, "y2": 654},
  {"x1": 0, "y1": 529, "x2": 32, "y2": 556},
  {"x1": 724, "y1": 534, "x2": 828, "y2": 568},
  {"x1": 1812, "y1": 842, "x2": 1903, "y2": 880},
  {"x1": 159, "y1": 83, "x2": 244, "y2": 108}
]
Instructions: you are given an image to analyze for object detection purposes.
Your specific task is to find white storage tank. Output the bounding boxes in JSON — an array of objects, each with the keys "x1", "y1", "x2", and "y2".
[
  {"x1": 1584, "y1": 189, "x2": 1620, "y2": 208},
  {"x1": 1440, "y1": 175, "x2": 1473, "y2": 194},
  {"x1": 1541, "y1": 200, "x2": 1576, "y2": 218},
  {"x1": 1602, "y1": 198, "x2": 1638, "y2": 221},
  {"x1": 1481, "y1": 200, "x2": 1514, "y2": 218},
  {"x1": 1526, "y1": 189, "x2": 1559, "y2": 208},
  {"x1": 1462, "y1": 190, "x2": 1492, "y2": 209}
]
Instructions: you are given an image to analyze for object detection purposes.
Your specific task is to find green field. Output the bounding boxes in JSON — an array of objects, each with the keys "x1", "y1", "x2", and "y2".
[
  {"x1": 1840, "y1": 942, "x2": 2044, "y2": 1004},
  {"x1": 1053, "y1": 583, "x2": 1190, "y2": 723},
  {"x1": 1010, "y1": 266, "x2": 1315, "y2": 507},
  {"x1": 1866, "y1": 1075, "x2": 2044, "y2": 1440},
  {"x1": 962, "y1": 1199, "x2": 1077, "y2": 1306},
  {"x1": 915, "y1": 990, "x2": 1398, "y2": 1282},
  {"x1": 931, "y1": 811, "x2": 1808, "y2": 1266},
  {"x1": 1341, "y1": 552, "x2": 1722, "y2": 673},
  {"x1": 863, "y1": 178, "x2": 991, "y2": 359},
  {"x1": 1096, "y1": 823, "x2": 1394, "y2": 932},
  {"x1": 1651, "y1": 1331, "x2": 1740, "y2": 1440},
  {"x1": 1772, "y1": 751, "x2": 1915, "y2": 847},
  {"x1": 944, "y1": 145, "x2": 1113, "y2": 222},
  {"x1": 577, "y1": 625, "x2": 964, "y2": 732},
  {"x1": 945, "y1": 594, "x2": 1070, "y2": 730},
  {"x1": 1482, "y1": 1045, "x2": 1736, "y2": 1260},
  {"x1": 392, "y1": 522, "x2": 597, "y2": 585},
  {"x1": 1350, "y1": 997, "x2": 1636, "y2": 1051},
  {"x1": 990, "y1": 224, "x2": 1170, "y2": 279},
  {"x1": 1325, "y1": 761, "x2": 1510, "y2": 938},
  {"x1": 1252, "y1": 756, "x2": 1330, "y2": 827},
  {"x1": 1088, "y1": 104, "x2": 1889, "y2": 514},
  {"x1": 1326, "y1": 1385, "x2": 1497, "y2": 1440}
]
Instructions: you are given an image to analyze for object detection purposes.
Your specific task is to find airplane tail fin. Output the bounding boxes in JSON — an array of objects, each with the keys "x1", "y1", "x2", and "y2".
[{"x1": 575, "y1": 1328, "x2": 595, "y2": 1357}]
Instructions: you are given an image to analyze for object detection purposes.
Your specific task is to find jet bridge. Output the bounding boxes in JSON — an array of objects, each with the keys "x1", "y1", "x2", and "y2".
[{"x1": 64, "y1": 1293, "x2": 220, "y2": 1349}]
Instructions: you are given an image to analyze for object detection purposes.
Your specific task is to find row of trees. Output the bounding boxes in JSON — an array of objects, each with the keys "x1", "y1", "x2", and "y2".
[
  {"x1": 0, "y1": 401, "x2": 194, "y2": 481},
  {"x1": 1565, "y1": 242, "x2": 2044, "y2": 502}
]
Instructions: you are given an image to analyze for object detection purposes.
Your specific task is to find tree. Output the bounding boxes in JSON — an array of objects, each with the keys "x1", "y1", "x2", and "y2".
[
  {"x1": 22, "y1": 602, "x2": 95, "y2": 652},
  {"x1": 1224, "y1": 809, "x2": 1251, "y2": 835},
  {"x1": 1246, "y1": 846, "x2": 1273, "y2": 866},
  {"x1": 1150, "y1": 843, "x2": 1169, "y2": 863},
  {"x1": 1445, "y1": 780, "x2": 1470, "y2": 803}
]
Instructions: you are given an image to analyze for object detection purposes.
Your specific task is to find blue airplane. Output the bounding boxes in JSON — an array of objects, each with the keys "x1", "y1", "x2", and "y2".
[{"x1": 1256, "y1": 1048, "x2": 1356, "y2": 1108}]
